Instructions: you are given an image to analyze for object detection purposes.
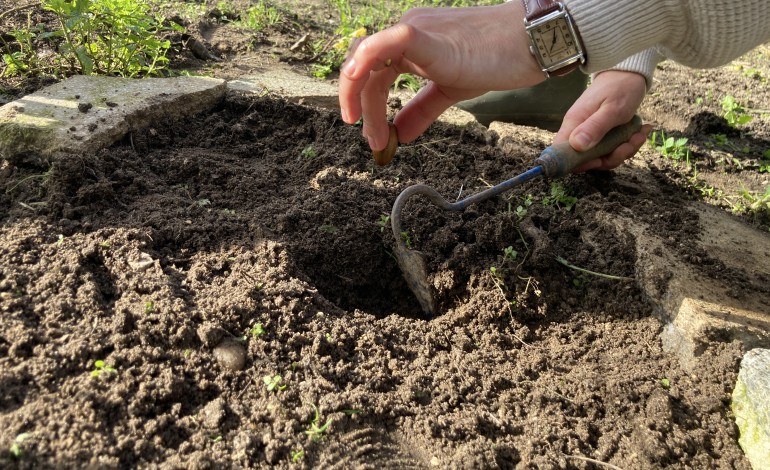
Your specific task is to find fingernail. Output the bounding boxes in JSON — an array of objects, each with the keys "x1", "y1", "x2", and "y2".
[
  {"x1": 341, "y1": 58, "x2": 356, "y2": 76},
  {"x1": 574, "y1": 132, "x2": 593, "y2": 150}
]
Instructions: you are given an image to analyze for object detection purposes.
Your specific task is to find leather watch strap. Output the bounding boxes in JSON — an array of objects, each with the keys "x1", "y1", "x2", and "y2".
[
  {"x1": 521, "y1": 0, "x2": 584, "y2": 76},
  {"x1": 522, "y1": 0, "x2": 561, "y2": 19}
]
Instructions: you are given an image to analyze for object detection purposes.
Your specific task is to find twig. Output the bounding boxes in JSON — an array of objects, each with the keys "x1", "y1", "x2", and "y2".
[
  {"x1": 0, "y1": 2, "x2": 40, "y2": 22},
  {"x1": 563, "y1": 454, "x2": 625, "y2": 470},
  {"x1": 307, "y1": 34, "x2": 339, "y2": 62},
  {"x1": 555, "y1": 256, "x2": 634, "y2": 281},
  {"x1": 478, "y1": 177, "x2": 493, "y2": 188}
]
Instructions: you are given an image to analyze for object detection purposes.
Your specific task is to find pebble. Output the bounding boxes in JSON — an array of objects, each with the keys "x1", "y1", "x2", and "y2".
[
  {"x1": 213, "y1": 339, "x2": 247, "y2": 371},
  {"x1": 128, "y1": 252, "x2": 154, "y2": 271}
]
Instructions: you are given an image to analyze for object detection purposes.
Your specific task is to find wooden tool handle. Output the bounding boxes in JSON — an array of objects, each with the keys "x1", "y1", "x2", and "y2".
[{"x1": 535, "y1": 115, "x2": 643, "y2": 178}]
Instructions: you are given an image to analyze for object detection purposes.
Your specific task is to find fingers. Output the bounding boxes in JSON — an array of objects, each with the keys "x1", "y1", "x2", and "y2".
[
  {"x1": 338, "y1": 24, "x2": 425, "y2": 124},
  {"x1": 393, "y1": 83, "x2": 483, "y2": 144},
  {"x1": 572, "y1": 124, "x2": 653, "y2": 172},
  {"x1": 567, "y1": 101, "x2": 638, "y2": 153}
]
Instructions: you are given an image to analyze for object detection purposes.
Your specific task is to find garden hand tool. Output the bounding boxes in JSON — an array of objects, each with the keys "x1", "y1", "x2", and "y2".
[{"x1": 391, "y1": 115, "x2": 643, "y2": 315}]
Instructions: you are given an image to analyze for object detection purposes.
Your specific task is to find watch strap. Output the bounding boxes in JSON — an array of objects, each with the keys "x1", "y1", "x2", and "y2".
[
  {"x1": 521, "y1": 0, "x2": 584, "y2": 77},
  {"x1": 522, "y1": 0, "x2": 561, "y2": 19}
]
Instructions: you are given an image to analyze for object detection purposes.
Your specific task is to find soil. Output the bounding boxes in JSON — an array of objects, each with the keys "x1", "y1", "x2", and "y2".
[{"x1": 1, "y1": 2, "x2": 769, "y2": 469}]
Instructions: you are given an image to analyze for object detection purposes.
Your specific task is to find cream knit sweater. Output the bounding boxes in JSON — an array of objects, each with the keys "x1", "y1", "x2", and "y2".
[{"x1": 563, "y1": 0, "x2": 770, "y2": 88}]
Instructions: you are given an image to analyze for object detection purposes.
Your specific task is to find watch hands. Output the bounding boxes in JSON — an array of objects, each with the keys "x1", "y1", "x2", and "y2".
[{"x1": 549, "y1": 29, "x2": 557, "y2": 52}]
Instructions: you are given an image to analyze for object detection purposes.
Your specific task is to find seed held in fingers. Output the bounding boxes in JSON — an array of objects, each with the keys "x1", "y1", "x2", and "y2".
[{"x1": 372, "y1": 123, "x2": 399, "y2": 166}]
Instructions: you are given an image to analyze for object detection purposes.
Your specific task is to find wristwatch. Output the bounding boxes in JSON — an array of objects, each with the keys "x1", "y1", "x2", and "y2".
[{"x1": 521, "y1": 0, "x2": 586, "y2": 77}]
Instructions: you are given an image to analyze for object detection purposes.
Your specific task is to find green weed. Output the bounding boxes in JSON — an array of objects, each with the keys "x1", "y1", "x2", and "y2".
[
  {"x1": 305, "y1": 404, "x2": 333, "y2": 442},
  {"x1": 721, "y1": 95, "x2": 753, "y2": 128},
  {"x1": 301, "y1": 145, "x2": 316, "y2": 158},
  {"x1": 728, "y1": 185, "x2": 770, "y2": 220},
  {"x1": 238, "y1": 1, "x2": 282, "y2": 31},
  {"x1": 291, "y1": 448, "x2": 305, "y2": 462},
  {"x1": 489, "y1": 266, "x2": 505, "y2": 286},
  {"x1": 400, "y1": 230, "x2": 413, "y2": 249},
  {"x1": 502, "y1": 246, "x2": 518, "y2": 263},
  {"x1": 250, "y1": 323, "x2": 266, "y2": 338},
  {"x1": 393, "y1": 73, "x2": 421, "y2": 92},
  {"x1": 144, "y1": 301, "x2": 155, "y2": 314},
  {"x1": 319, "y1": 223, "x2": 338, "y2": 234},
  {"x1": 377, "y1": 214, "x2": 390, "y2": 232},
  {"x1": 759, "y1": 150, "x2": 770, "y2": 173},
  {"x1": 736, "y1": 65, "x2": 766, "y2": 82},
  {"x1": 263, "y1": 374, "x2": 286, "y2": 393},
  {"x1": 650, "y1": 130, "x2": 689, "y2": 161},
  {"x1": 9, "y1": 432, "x2": 29, "y2": 459},
  {"x1": 507, "y1": 194, "x2": 533, "y2": 220},
  {"x1": 91, "y1": 359, "x2": 117, "y2": 377},
  {"x1": 660, "y1": 377, "x2": 671, "y2": 388},
  {"x1": 41, "y1": 0, "x2": 183, "y2": 77},
  {"x1": 542, "y1": 183, "x2": 577, "y2": 211},
  {"x1": 1, "y1": 22, "x2": 48, "y2": 77}
]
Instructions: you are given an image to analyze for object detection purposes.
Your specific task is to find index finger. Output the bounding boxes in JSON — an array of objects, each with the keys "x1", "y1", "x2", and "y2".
[{"x1": 338, "y1": 23, "x2": 433, "y2": 124}]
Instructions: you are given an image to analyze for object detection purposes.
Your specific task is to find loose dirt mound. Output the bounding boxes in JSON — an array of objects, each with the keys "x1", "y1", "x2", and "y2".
[{"x1": 0, "y1": 91, "x2": 758, "y2": 468}]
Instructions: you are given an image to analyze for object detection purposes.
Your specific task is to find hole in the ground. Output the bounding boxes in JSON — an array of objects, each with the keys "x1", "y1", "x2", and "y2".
[{"x1": 287, "y1": 241, "x2": 428, "y2": 319}]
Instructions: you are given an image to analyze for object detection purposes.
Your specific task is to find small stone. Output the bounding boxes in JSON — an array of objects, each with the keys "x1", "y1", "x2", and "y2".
[
  {"x1": 128, "y1": 252, "x2": 154, "y2": 271},
  {"x1": 430, "y1": 456, "x2": 440, "y2": 466},
  {"x1": 78, "y1": 102, "x2": 92, "y2": 113},
  {"x1": 213, "y1": 339, "x2": 247, "y2": 371}
]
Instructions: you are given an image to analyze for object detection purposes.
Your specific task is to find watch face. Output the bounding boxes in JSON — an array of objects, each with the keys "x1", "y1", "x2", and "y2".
[{"x1": 530, "y1": 18, "x2": 578, "y2": 67}]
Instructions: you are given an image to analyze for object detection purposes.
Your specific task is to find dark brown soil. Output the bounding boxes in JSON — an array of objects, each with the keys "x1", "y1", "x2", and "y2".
[{"x1": 1, "y1": 2, "x2": 769, "y2": 468}]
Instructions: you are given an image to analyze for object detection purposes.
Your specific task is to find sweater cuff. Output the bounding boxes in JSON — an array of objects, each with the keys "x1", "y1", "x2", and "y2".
[
  {"x1": 564, "y1": 0, "x2": 682, "y2": 73},
  {"x1": 593, "y1": 48, "x2": 663, "y2": 91}
]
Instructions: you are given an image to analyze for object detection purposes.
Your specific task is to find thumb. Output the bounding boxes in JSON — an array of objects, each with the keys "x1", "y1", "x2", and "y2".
[{"x1": 569, "y1": 106, "x2": 635, "y2": 152}]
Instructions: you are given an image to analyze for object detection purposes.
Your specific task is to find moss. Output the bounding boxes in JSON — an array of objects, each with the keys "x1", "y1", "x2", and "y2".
[
  {"x1": 0, "y1": 120, "x2": 57, "y2": 161},
  {"x1": 732, "y1": 374, "x2": 770, "y2": 467}
]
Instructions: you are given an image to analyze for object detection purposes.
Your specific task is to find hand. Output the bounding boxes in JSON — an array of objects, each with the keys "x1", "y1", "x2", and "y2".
[
  {"x1": 338, "y1": 2, "x2": 545, "y2": 152},
  {"x1": 554, "y1": 70, "x2": 652, "y2": 172}
]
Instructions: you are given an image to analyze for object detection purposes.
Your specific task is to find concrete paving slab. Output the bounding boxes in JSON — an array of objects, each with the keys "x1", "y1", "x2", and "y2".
[
  {"x1": 732, "y1": 348, "x2": 770, "y2": 470},
  {"x1": 228, "y1": 68, "x2": 340, "y2": 109},
  {"x1": 0, "y1": 75, "x2": 226, "y2": 165}
]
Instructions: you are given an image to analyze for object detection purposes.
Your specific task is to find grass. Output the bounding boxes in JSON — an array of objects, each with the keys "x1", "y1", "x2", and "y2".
[
  {"x1": 237, "y1": 1, "x2": 282, "y2": 31},
  {"x1": 305, "y1": 404, "x2": 333, "y2": 442}
]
